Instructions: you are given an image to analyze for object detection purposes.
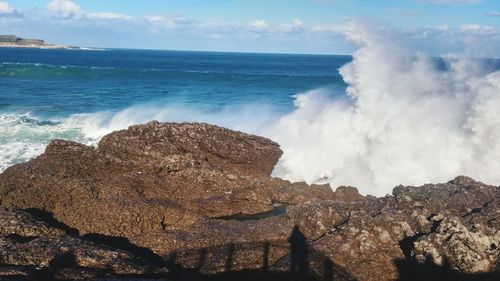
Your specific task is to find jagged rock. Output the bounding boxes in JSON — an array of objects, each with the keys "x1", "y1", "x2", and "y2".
[
  {"x1": 0, "y1": 208, "x2": 65, "y2": 238},
  {"x1": 0, "y1": 122, "x2": 498, "y2": 281},
  {"x1": 0, "y1": 122, "x2": 337, "y2": 275},
  {"x1": 98, "y1": 121, "x2": 282, "y2": 177},
  {"x1": 0, "y1": 123, "x2": 304, "y2": 237},
  {"x1": 309, "y1": 209, "x2": 410, "y2": 281},
  {"x1": 0, "y1": 208, "x2": 165, "y2": 280},
  {"x1": 413, "y1": 217, "x2": 499, "y2": 273},
  {"x1": 303, "y1": 178, "x2": 499, "y2": 281},
  {"x1": 392, "y1": 176, "x2": 497, "y2": 216},
  {"x1": 332, "y1": 186, "x2": 365, "y2": 202}
]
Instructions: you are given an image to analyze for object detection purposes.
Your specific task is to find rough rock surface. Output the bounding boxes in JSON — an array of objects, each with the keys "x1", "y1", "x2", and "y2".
[
  {"x1": 0, "y1": 208, "x2": 165, "y2": 280},
  {"x1": 0, "y1": 122, "x2": 498, "y2": 281}
]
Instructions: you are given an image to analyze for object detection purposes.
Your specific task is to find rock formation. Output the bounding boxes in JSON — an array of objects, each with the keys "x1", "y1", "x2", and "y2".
[
  {"x1": 0, "y1": 34, "x2": 79, "y2": 49},
  {"x1": 0, "y1": 121, "x2": 498, "y2": 280}
]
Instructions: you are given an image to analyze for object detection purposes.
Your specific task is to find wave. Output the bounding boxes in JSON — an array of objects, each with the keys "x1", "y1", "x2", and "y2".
[
  {"x1": 265, "y1": 22, "x2": 500, "y2": 195},
  {"x1": 0, "y1": 61, "x2": 335, "y2": 80},
  {"x1": 0, "y1": 103, "x2": 282, "y2": 172},
  {"x1": 78, "y1": 47, "x2": 107, "y2": 51},
  {"x1": 0, "y1": 113, "x2": 86, "y2": 171},
  {"x1": 1, "y1": 23, "x2": 500, "y2": 196}
]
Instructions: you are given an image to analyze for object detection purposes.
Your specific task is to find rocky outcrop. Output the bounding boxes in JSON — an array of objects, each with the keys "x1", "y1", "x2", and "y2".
[
  {"x1": 0, "y1": 34, "x2": 79, "y2": 49},
  {"x1": 0, "y1": 208, "x2": 166, "y2": 280},
  {"x1": 413, "y1": 217, "x2": 497, "y2": 273},
  {"x1": 0, "y1": 122, "x2": 498, "y2": 281}
]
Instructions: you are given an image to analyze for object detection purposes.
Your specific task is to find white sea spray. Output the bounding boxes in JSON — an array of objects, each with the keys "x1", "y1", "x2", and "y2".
[
  {"x1": 1, "y1": 22, "x2": 500, "y2": 197},
  {"x1": 265, "y1": 22, "x2": 500, "y2": 195}
]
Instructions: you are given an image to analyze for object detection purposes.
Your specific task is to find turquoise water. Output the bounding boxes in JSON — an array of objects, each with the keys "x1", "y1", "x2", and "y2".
[{"x1": 0, "y1": 48, "x2": 350, "y2": 171}]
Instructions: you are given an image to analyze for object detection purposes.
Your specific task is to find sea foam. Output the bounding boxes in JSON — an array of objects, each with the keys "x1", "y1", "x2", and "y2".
[
  {"x1": 266, "y1": 22, "x2": 500, "y2": 195},
  {"x1": 0, "y1": 113, "x2": 83, "y2": 171},
  {"x1": 1, "y1": 23, "x2": 500, "y2": 196}
]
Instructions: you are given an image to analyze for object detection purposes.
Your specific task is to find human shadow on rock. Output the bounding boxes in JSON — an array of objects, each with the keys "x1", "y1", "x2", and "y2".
[
  {"x1": 175, "y1": 226, "x2": 355, "y2": 281},
  {"x1": 6, "y1": 210, "x2": 351, "y2": 280}
]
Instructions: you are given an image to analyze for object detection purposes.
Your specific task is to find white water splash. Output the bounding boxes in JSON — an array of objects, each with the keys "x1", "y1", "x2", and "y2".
[
  {"x1": 266, "y1": 22, "x2": 500, "y2": 195},
  {"x1": 0, "y1": 113, "x2": 83, "y2": 171},
  {"x1": 2, "y1": 23, "x2": 500, "y2": 197}
]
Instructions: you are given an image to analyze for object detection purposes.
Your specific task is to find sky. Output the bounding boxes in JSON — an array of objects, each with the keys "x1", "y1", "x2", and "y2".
[{"x1": 0, "y1": 0, "x2": 499, "y2": 54}]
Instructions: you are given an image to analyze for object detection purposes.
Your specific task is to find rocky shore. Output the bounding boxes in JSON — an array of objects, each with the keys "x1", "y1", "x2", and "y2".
[
  {"x1": 0, "y1": 35, "x2": 79, "y2": 49},
  {"x1": 0, "y1": 122, "x2": 498, "y2": 281}
]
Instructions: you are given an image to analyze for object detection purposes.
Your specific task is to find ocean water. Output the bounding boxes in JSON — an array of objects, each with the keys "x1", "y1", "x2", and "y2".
[
  {"x1": 2, "y1": 29, "x2": 500, "y2": 196},
  {"x1": 0, "y1": 48, "x2": 350, "y2": 172}
]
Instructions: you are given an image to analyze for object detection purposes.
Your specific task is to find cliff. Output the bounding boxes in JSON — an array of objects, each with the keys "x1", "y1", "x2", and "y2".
[
  {"x1": 0, "y1": 34, "x2": 79, "y2": 49},
  {"x1": 0, "y1": 122, "x2": 498, "y2": 281}
]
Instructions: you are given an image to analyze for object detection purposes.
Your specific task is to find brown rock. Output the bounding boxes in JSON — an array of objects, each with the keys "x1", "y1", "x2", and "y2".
[
  {"x1": 0, "y1": 121, "x2": 498, "y2": 281},
  {"x1": 413, "y1": 217, "x2": 499, "y2": 273},
  {"x1": 332, "y1": 186, "x2": 365, "y2": 202},
  {"x1": 0, "y1": 208, "x2": 164, "y2": 280},
  {"x1": 98, "y1": 121, "x2": 282, "y2": 177},
  {"x1": 0, "y1": 123, "x2": 291, "y2": 237}
]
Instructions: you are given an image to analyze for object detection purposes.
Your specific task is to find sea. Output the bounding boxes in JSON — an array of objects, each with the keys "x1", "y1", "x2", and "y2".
[
  {"x1": 3, "y1": 46, "x2": 500, "y2": 196},
  {"x1": 0, "y1": 48, "x2": 350, "y2": 172}
]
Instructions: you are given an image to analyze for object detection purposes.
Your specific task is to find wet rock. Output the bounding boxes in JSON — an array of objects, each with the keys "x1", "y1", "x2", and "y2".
[
  {"x1": 413, "y1": 217, "x2": 499, "y2": 273},
  {"x1": 392, "y1": 176, "x2": 497, "y2": 216},
  {"x1": 0, "y1": 123, "x2": 331, "y2": 234},
  {"x1": 0, "y1": 122, "x2": 498, "y2": 281},
  {"x1": 332, "y1": 186, "x2": 365, "y2": 202},
  {"x1": 98, "y1": 121, "x2": 282, "y2": 177}
]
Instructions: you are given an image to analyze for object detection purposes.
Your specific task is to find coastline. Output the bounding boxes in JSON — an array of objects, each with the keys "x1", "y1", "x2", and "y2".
[
  {"x1": 0, "y1": 35, "x2": 80, "y2": 50},
  {"x1": 0, "y1": 43, "x2": 80, "y2": 50}
]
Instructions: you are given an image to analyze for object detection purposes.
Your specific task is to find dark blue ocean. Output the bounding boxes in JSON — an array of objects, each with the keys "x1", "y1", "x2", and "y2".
[{"x1": 0, "y1": 48, "x2": 350, "y2": 171}]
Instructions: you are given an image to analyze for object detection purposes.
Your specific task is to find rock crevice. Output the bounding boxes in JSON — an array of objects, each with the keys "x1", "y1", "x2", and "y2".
[{"x1": 0, "y1": 122, "x2": 498, "y2": 281}]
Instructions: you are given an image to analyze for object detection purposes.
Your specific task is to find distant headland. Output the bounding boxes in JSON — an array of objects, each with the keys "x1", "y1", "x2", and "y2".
[{"x1": 0, "y1": 34, "x2": 80, "y2": 49}]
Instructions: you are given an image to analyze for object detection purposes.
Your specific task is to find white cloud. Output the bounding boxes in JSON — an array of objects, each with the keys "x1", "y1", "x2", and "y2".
[
  {"x1": 0, "y1": 1, "x2": 21, "y2": 17},
  {"x1": 293, "y1": 19, "x2": 304, "y2": 26},
  {"x1": 278, "y1": 19, "x2": 304, "y2": 33},
  {"x1": 488, "y1": 11, "x2": 500, "y2": 17},
  {"x1": 245, "y1": 19, "x2": 306, "y2": 34},
  {"x1": 386, "y1": 8, "x2": 429, "y2": 17},
  {"x1": 398, "y1": 23, "x2": 500, "y2": 57},
  {"x1": 147, "y1": 16, "x2": 194, "y2": 30},
  {"x1": 87, "y1": 12, "x2": 131, "y2": 20},
  {"x1": 3, "y1": 3, "x2": 498, "y2": 55},
  {"x1": 0, "y1": 1, "x2": 14, "y2": 14},
  {"x1": 47, "y1": 0, "x2": 84, "y2": 18},
  {"x1": 310, "y1": 23, "x2": 343, "y2": 33},
  {"x1": 249, "y1": 19, "x2": 269, "y2": 30},
  {"x1": 47, "y1": 0, "x2": 132, "y2": 21}
]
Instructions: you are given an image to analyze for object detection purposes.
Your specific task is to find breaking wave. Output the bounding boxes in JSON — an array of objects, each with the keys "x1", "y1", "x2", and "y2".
[
  {"x1": 0, "y1": 104, "x2": 281, "y2": 172},
  {"x1": 1, "y1": 23, "x2": 500, "y2": 196},
  {"x1": 266, "y1": 23, "x2": 500, "y2": 195},
  {"x1": 0, "y1": 113, "x2": 85, "y2": 171}
]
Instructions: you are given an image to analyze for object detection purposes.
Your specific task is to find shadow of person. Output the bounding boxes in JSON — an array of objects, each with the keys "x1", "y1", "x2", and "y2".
[
  {"x1": 263, "y1": 241, "x2": 270, "y2": 270},
  {"x1": 225, "y1": 244, "x2": 235, "y2": 272},
  {"x1": 288, "y1": 226, "x2": 309, "y2": 278},
  {"x1": 323, "y1": 258, "x2": 334, "y2": 281}
]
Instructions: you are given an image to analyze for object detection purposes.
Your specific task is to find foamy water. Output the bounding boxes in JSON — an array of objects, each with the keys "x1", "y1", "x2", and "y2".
[
  {"x1": 267, "y1": 23, "x2": 500, "y2": 195},
  {"x1": 1, "y1": 23, "x2": 499, "y2": 195}
]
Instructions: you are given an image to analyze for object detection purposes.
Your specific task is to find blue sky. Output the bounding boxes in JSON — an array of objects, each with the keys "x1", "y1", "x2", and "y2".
[{"x1": 1, "y1": 0, "x2": 499, "y2": 54}]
